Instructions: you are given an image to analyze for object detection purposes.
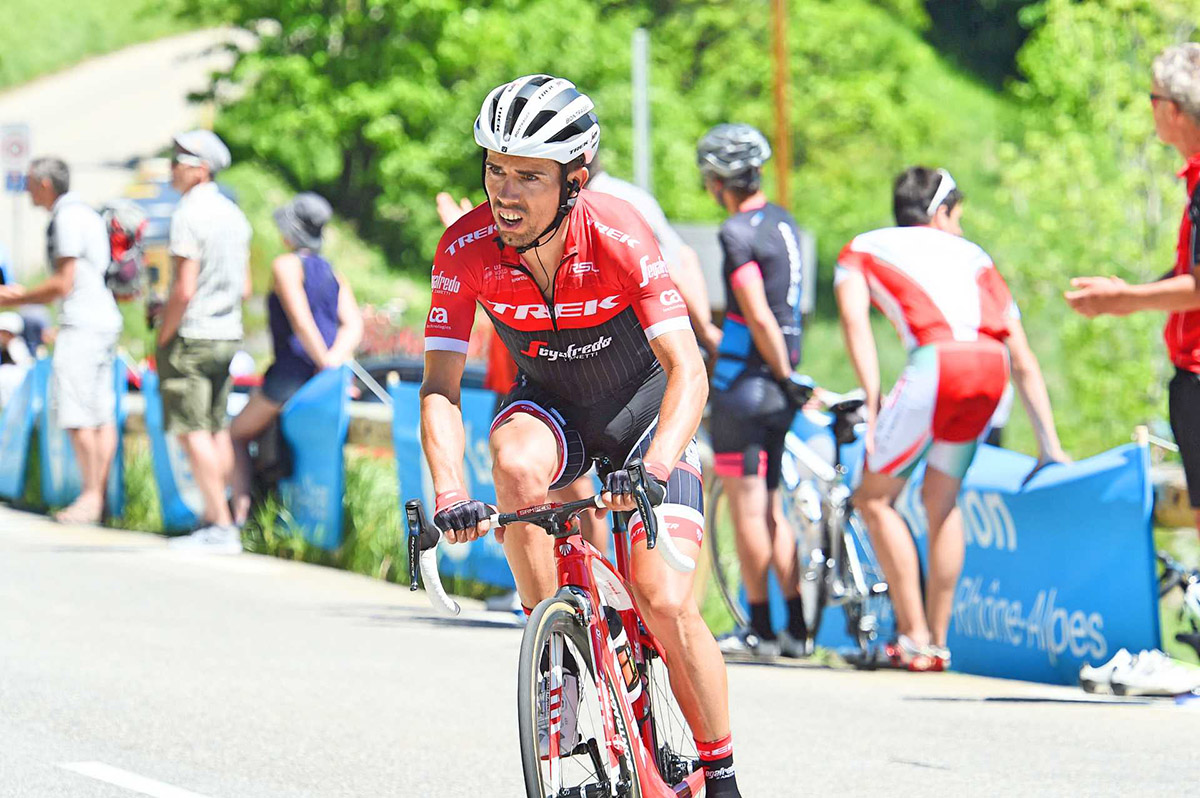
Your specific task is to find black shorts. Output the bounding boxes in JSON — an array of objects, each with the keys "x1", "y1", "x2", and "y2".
[
  {"x1": 262, "y1": 363, "x2": 314, "y2": 406},
  {"x1": 492, "y1": 370, "x2": 705, "y2": 546},
  {"x1": 1169, "y1": 369, "x2": 1200, "y2": 508},
  {"x1": 709, "y1": 371, "x2": 794, "y2": 490}
]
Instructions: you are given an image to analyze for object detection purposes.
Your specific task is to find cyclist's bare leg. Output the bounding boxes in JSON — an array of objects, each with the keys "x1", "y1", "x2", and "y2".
[
  {"x1": 629, "y1": 538, "x2": 730, "y2": 741},
  {"x1": 490, "y1": 414, "x2": 561, "y2": 609},
  {"x1": 855, "y1": 469, "x2": 927, "y2": 646},
  {"x1": 766, "y1": 488, "x2": 799, "y2": 601},
  {"x1": 723, "y1": 475, "x2": 772, "y2": 603},
  {"x1": 550, "y1": 474, "x2": 609, "y2": 558},
  {"x1": 921, "y1": 465, "x2": 965, "y2": 649}
]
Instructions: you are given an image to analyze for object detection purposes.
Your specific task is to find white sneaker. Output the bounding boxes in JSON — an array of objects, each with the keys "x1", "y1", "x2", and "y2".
[
  {"x1": 168, "y1": 524, "x2": 243, "y2": 555},
  {"x1": 777, "y1": 629, "x2": 813, "y2": 659},
  {"x1": 1079, "y1": 648, "x2": 1133, "y2": 694},
  {"x1": 538, "y1": 671, "x2": 581, "y2": 759},
  {"x1": 1111, "y1": 649, "x2": 1200, "y2": 697},
  {"x1": 718, "y1": 630, "x2": 781, "y2": 659}
]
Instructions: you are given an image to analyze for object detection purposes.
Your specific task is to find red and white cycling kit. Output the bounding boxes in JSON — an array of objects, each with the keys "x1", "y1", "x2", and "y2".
[
  {"x1": 836, "y1": 225, "x2": 1016, "y2": 479},
  {"x1": 426, "y1": 190, "x2": 705, "y2": 545}
]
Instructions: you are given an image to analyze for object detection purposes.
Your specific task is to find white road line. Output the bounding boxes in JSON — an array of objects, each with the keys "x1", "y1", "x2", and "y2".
[{"x1": 59, "y1": 762, "x2": 214, "y2": 798}]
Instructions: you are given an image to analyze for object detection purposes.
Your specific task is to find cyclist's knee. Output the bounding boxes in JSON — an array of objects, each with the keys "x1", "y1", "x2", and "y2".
[
  {"x1": 633, "y1": 576, "x2": 696, "y2": 626},
  {"x1": 492, "y1": 440, "x2": 557, "y2": 495}
]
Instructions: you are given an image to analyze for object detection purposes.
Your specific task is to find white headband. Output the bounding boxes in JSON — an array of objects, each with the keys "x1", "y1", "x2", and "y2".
[{"x1": 926, "y1": 168, "x2": 957, "y2": 216}]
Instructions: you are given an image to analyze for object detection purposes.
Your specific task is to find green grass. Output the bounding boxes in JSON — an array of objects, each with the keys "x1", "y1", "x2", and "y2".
[{"x1": 0, "y1": 0, "x2": 188, "y2": 90}]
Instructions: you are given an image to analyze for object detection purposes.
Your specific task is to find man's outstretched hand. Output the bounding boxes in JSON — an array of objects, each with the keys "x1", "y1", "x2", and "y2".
[{"x1": 436, "y1": 192, "x2": 474, "y2": 228}]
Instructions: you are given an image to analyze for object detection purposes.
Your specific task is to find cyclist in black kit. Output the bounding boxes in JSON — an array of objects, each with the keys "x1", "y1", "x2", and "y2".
[{"x1": 698, "y1": 123, "x2": 812, "y2": 658}]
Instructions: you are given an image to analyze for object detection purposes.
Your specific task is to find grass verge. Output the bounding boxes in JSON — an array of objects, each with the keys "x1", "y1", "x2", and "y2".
[{"x1": 0, "y1": 0, "x2": 188, "y2": 90}]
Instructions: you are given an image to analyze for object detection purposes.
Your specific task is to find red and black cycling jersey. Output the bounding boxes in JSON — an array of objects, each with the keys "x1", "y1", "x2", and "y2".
[{"x1": 425, "y1": 190, "x2": 691, "y2": 406}]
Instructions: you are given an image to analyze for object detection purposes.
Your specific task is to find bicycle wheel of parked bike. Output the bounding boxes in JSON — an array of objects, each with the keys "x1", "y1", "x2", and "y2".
[
  {"x1": 796, "y1": 508, "x2": 833, "y2": 646},
  {"x1": 641, "y1": 646, "x2": 700, "y2": 788},
  {"x1": 518, "y1": 597, "x2": 641, "y2": 798},
  {"x1": 704, "y1": 479, "x2": 749, "y2": 632},
  {"x1": 839, "y1": 513, "x2": 892, "y2": 656}
]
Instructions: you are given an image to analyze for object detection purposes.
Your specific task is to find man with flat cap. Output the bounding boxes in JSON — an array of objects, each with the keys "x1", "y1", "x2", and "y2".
[{"x1": 158, "y1": 129, "x2": 252, "y2": 553}]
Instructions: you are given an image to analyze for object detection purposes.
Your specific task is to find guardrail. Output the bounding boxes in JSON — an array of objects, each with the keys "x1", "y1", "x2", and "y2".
[{"x1": 116, "y1": 394, "x2": 1200, "y2": 529}]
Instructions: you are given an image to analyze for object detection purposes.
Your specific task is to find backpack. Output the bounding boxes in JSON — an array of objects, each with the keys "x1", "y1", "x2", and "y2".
[{"x1": 101, "y1": 199, "x2": 148, "y2": 300}]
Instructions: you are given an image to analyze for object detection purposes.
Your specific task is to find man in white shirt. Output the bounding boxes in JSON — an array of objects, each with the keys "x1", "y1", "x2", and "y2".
[
  {"x1": 156, "y1": 130, "x2": 252, "y2": 553},
  {"x1": 0, "y1": 156, "x2": 123, "y2": 523}
]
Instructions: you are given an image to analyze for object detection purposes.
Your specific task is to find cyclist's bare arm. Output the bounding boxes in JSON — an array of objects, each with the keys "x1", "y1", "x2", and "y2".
[
  {"x1": 731, "y1": 270, "x2": 793, "y2": 380},
  {"x1": 835, "y1": 270, "x2": 880, "y2": 418},
  {"x1": 1005, "y1": 316, "x2": 1070, "y2": 463},
  {"x1": 420, "y1": 349, "x2": 484, "y2": 542}
]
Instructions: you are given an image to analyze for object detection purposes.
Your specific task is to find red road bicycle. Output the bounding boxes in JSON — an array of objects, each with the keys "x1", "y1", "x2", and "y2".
[{"x1": 407, "y1": 461, "x2": 705, "y2": 798}]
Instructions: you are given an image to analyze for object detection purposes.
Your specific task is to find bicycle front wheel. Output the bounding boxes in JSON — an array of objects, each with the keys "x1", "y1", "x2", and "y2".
[{"x1": 518, "y1": 596, "x2": 641, "y2": 798}]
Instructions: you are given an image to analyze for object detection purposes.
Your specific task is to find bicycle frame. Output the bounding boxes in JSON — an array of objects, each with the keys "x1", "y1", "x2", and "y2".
[
  {"x1": 406, "y1": 461, "x2": 702, "y2": 798},
  {"x1": 550, "y1": 511, "x2": 705, "y2": 798}
]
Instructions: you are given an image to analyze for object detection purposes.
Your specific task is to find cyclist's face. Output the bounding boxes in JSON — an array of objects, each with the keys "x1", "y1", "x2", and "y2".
[{"x1": 485, "y1": 151, "x2": 580, "y2": 249}]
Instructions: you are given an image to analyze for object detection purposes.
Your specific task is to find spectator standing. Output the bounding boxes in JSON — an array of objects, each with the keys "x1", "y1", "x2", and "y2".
[
  {"x1": 1067, "y1": 43, "x2": 1200, "y2": 541},
  {"x1": 229, "y1": 193, "x2": 362, "y2": 526},
  {"x1": 837, "y1": 167, "x2": 1068, "y2": 670},
  {"x1": 157, "y1": 130, "x2": 251, "y2": 552},
  {"x1": 697, "y1": 124, "x2": 812, "y2": 657},
  {"x1": 0, "y1": 157, "x2": 123, "y2": 523}
]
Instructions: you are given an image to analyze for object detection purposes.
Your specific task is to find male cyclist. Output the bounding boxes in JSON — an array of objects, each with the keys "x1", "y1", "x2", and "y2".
[
  {"x1": 698, "y1": 123, "x2": 813, "y2": 658},
  {"x1": 420, "y1": 75, "x2": 742, "y2": 797},
  {"x1": 836, "y1": 167, "x2": 1068, "y2": 670}
]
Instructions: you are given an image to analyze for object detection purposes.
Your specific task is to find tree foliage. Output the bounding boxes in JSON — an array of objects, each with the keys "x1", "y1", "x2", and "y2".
[{"x1": 179, "y1": 0, "x2": 1200, "y2": 455}]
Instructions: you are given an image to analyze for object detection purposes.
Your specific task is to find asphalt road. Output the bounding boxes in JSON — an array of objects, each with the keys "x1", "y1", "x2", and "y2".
[
  {"x1": 0, "y1": 29, "x2": 247, "y2": 278},
  {"x1": 0, "y1": 506, "x2": 1194, "y2": 797}
]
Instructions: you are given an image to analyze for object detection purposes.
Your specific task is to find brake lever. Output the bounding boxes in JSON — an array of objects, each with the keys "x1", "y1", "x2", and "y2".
[{"x1": 404, "y1": 499, "x2": 461, "y2": 616}]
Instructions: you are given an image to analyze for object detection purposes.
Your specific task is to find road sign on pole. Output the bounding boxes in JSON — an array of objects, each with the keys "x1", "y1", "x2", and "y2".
[
  {"x1": 2, "y1": 123, "x2": 31, "y2": 279},
  {"x1": 1, "y1": 124, "x2": 30, "y2": 189}
]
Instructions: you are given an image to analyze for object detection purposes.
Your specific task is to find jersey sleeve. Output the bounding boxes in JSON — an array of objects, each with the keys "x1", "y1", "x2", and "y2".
[
  {"x1": 976, "y1": 262, "x2": 1018, "y2": 335},
  {"x1": 833, "y1": 239, "x2": 871, "y2": 287},
  {"x1": 424, "y1": 234, "x2": 480, "y2": 355},
  {"x1": 610, "y1": 214, "x2": 692, "y2": 341}
]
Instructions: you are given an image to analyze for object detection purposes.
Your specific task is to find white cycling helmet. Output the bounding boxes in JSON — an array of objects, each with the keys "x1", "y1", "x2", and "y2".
[{"x1": 474, "y1": 74, "x2": 600, "y2": 165}]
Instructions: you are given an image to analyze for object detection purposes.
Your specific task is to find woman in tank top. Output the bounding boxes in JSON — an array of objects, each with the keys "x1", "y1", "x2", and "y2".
[{"x1": 229, "y1": 193, "x2": 362, "y2": 527}]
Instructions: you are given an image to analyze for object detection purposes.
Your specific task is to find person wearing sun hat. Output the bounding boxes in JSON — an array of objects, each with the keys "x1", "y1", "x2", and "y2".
[
  {"x1": 158, "y1": 128, "x2": 252, "y2": 552},
  {"x1": 228, "y1": 192, "x2": 362, "y2": 528}
]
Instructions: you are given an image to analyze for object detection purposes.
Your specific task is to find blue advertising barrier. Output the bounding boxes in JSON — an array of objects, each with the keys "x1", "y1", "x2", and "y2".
[
  {"x1": 277, "y1": 366, "x2": 351, "y2": 550},
  {"x1": 754, "y1": 414, "x2": 1159, "y2": 685},
  {"x1": 895, "y1": 443, "x2": 1158, "y2": 684},
  {"x1": 391, "y1": 379, "x2": 515, "y2": 590},
  {"x1": 143, "y1": 369, "x2": 203, "y2": 532},
  {"x1": 32, "y1": 357, "x2": 126, "y2": 515},
  {"x1": 0, "y1": 367, "x2": 37, "y2": 500}
]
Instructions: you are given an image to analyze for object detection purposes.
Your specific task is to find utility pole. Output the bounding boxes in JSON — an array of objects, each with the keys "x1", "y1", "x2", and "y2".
[
  {"x1": 632, "y1": 28, "x2": 652, "y2": 194},
  {"x1": 771, "y1": 0, "x2": 790, "y2": 209}
]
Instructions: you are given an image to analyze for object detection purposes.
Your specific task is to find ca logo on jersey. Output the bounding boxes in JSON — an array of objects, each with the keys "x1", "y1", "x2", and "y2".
[
  {"x1": 428, "y1": 307, "x2": 449, "y2": 325},
  {"x1": 659, "y1": 289, "x2": 684, "y2": 309}
]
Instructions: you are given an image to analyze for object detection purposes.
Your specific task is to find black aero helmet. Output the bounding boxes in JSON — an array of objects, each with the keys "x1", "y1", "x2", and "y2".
[{"x1": 696, "y1": 123, "x2": 772, "y2": 191}]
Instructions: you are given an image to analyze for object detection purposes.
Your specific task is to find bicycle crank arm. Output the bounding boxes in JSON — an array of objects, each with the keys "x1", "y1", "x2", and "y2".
[{"x1": 404, "y1": 499, "x2": 462, "y2": 616}]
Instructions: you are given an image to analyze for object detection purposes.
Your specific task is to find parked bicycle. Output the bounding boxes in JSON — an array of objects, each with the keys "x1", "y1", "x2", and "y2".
[
  {"x1": 1158, "y1": 550, "x2": 1200, "y2": 660},
  {"x1": 704, "y1": 390, "x2": 892, "y2": 661},
  {"x1": 408, "y1": 461, "x2": 704, "y2": 798}
]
